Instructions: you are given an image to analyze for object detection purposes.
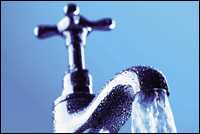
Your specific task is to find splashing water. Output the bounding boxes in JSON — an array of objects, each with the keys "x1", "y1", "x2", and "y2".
[{"x1": 131, "y1": 89, "x2": 177, "y2": 133}]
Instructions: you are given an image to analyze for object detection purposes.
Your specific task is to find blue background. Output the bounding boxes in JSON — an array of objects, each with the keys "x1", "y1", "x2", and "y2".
[{"x1": 1, "y1": 1, "x2": 199, "y2": 133}]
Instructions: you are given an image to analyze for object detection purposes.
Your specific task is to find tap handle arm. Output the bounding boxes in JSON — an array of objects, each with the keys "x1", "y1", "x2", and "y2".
[
  {"x1": 34, "y1": 25, "x2": 60, "y2": 39},
  {"x1": 80, "y1": 16, "x2": 116, "y2": 31}
]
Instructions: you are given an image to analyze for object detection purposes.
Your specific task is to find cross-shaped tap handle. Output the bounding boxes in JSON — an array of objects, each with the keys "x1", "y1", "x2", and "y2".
[
  {"x1": 34, "y1": 3, "x2": 116, "y2": 94},
  {"x1": 34, "y1": 3, "x2": 115, "y2": 72},
  {"x1": 34, "y1": 3, "x2": 116, "y2": 93},
  {"x1": 34, "y1": 3, "x2": 115, "y2": 41}
]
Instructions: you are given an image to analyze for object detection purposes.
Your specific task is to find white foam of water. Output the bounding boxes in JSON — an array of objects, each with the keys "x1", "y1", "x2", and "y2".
[{"x1": 131, "y1": 90, "x2": 177, "y2": 133}]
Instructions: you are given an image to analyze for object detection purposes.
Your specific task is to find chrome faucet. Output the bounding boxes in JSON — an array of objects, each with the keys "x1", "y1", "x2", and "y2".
[{"x1": 34, "y1": 3, "x2": 176, "y2": 133}]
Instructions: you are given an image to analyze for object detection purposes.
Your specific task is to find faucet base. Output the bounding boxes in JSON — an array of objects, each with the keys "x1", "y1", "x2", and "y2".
[{"x1": 65, "y1": 93, "x2": 95, "y2": 113}]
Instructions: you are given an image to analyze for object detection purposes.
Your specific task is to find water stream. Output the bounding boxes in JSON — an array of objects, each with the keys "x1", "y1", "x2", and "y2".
[{"x1": 131, "y1": 89, "x2": 177, "y2": 133}]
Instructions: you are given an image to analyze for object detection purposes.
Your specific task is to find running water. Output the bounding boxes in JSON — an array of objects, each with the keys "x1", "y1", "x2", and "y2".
[{"x1": 131, "y1": 89, "x2": 177, "y2": 133}]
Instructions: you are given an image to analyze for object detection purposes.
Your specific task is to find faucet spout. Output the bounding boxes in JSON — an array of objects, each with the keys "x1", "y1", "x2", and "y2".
[{"x1": 54, "y1": 66, "x2": 174, "y2": 133}]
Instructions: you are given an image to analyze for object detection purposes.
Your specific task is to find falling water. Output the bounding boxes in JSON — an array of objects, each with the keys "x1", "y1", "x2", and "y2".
[{"x1": 131, "y1": 89, "x2": 177, "y2": 133}]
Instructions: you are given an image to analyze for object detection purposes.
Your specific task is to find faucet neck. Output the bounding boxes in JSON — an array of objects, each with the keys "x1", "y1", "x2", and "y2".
[
  {"x1": 63, "y1": 26, "x2": 92, "y2": 94},
  {"x1": 65, "y1": 27, "x2": 88, "y2": 72}
]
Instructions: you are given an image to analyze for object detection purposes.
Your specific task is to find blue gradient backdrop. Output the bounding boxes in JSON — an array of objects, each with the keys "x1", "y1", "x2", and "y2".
[{"x1": 1, "y1": 1, "x2": 199, "y2": 133}]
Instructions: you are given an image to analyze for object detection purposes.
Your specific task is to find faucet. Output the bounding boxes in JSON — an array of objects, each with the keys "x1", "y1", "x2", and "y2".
[{"x1": 34, "y1": 3, "x2": 176, "y2": 133}]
